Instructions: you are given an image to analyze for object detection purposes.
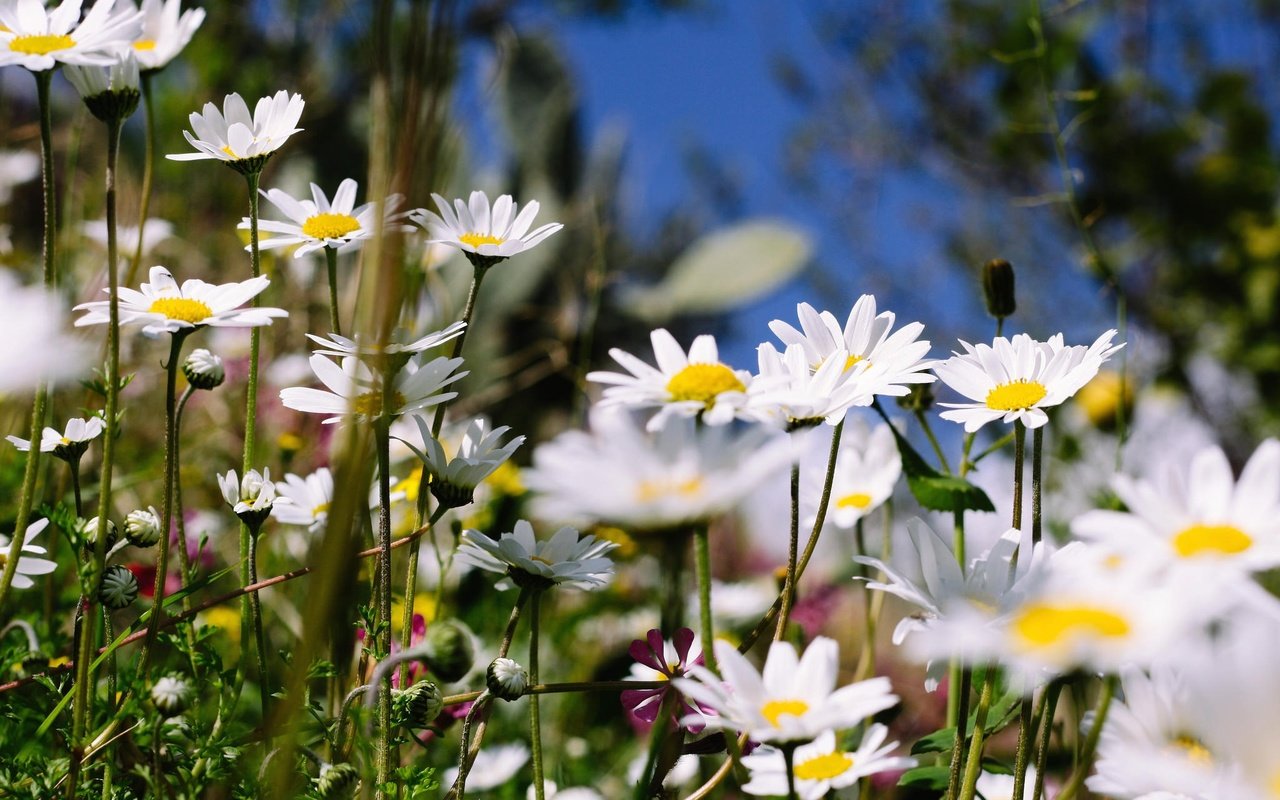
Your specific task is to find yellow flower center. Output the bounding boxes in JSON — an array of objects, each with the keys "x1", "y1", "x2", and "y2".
[
  {"x1": 302, "y1": 212, "x2": 361, "y2": 240},
  {"x1": 458, "y1": 232, "x2": 505, "y2": 248},
  {"x1": 312, "y1": 502, "x2": 330, "y2": 517},
  {"x1": 351, "y1": 390, "x2": 405, "y2": 416},
  {"x1": 986, "y1": 379, "x2": 1048, "y2": 411},
  {"x1": 1012, "y1": 602, "x2": 1130, "y2": 649},
  {"x1": 794, "y1": 751, "x2": 855, "y2": 781},
  {"x1": 221, "y1": 144, "x2": 239, "y2": 159},
  {"x1": 1172, "y1": 523, "x2": 1252, "y2": 558},
  {"x1": 59, "y1": 436, "x2": 71, "y2": 445},
  {"x1": 529, "y1": 554, "x2": 554, "y2": 565},
  {"x1": 635, "y1": 477, "x2": 704, "y2": 504},
  {"x1": 9, "y1": 34, "x2": 75, "y2": 55},
  {"x1": 813, "y1": 353, "x2": 866, "y2": 373},
  {"x1": 1270, "y1": 770, "x2": 1280, "y2": 799},
  {"x1": 1170, "y1": 734, "x2": 1212, "y2": 765},
  {"x1": 132, "y1": 38, "x2": 157, "y2": 51},
  {"x1": 665, "y1": 363, "x2": 745, "y2": 407},
  {"x1": 760, "y1": 698, "x2": 809, "y2": 728},
  {"x1": 147, "y1": 297, "x2": 212, "y2": 324},
  {"x1": 836, "y1": 492, "x2": 873, "y2": 510}
]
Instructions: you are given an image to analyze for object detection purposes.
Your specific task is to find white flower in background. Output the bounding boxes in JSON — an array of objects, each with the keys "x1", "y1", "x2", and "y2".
[
  {"x1": 441, "y1": 743, "x2": 529, "y2": 792},
  {"x1": 6, "y1": 415, "x2": 106, "y2": 460},
  {"x1": 748, "y1": 341, "x2": 870, "y2": 428},
  {"x1": 673, "y1": 637, "x2": 900, "y2": 744},
  {"x1": 218, "y1": 468, "x2": 284, "y2": 526},
  {"x1": 0, "y1": 518, "x2": 57, "y2": 589},
  {"x1": 278, "y1": 352, "x2": 466, "y2": 425},
  {"x1": 166, "y1": 90, "x2": 304, "y2": 166},
  {"x1": 528, "y1": 783, "x2": 603, "y2": 800},
  {"x1": 398, "y1": 415, "x2": 524, "y2": 507},
  {"x1": 73, "y1": 265, "x2": 287, "y2": 337},
  {"x1": 119, "y1": 0, "x2": 205, "y2": 71},
  {"x1": 977, "y1": 769, "x2": 1053, "y2": 800},
  {"x1": 525, "y1": 408, "x2": 794, "y2": 534},
  {"x1": 625, "y1": 754, "x2": 700, "y2": 792},
  {"x1": 0, "y1": 0, "x2": 142, "y2": 72},
  {"x1": 1073, "y1": 439, "x2": 1280, "y2": 577},
  {"x1": 272, "y1": 467, "x2": 333, "y2": 532},
  {"x1": 0, "y1": 149, "x2": 39, "y2": 204},
  {"x1": 822, "y1": 419, "x2": 901, "y2": 528},
  {"x1": 242, "y1": 179, "x2": 413, "y2": 258},
  {"x1": 0, "y1": 268, "x2": 92, "y2": 392},
  {"x1": 305, "y1": 320, "x2": 465, "y2": 360},
  {"x1": 768, "y1": 297, "x2": 936, "y2": 398},
  {"x1": 82, "y1": 217, "x2": 173, "y2": 258},
  {"x1": 456, "y1": 519, "x2": 616, "y2": 592},
  {"x1": 933, "y1": 330, "x2": 1122, "y2": 432},
  {"x1": 586, "y1": 328, "x2": 754, "y2": 431},
  {"x1": 741, "y1": 727, "x2": 915, "y2": 800},
  {"x1": 63, "y1": 49, "x2": 138, "y2": 99},
  {"x1": 411, "y1": 190, "x2": 563, "y2": 260},
  {"x1": 0, "y1": 224, "x2": 11, "y2": 254}
]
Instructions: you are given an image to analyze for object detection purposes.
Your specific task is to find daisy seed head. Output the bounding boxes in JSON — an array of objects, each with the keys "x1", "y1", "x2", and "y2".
[
  {"x1": 124, "y1": 507, "x2": 162, "y2": 548},
  {"x1": 151, "y1": 675, "x2": 190, "y2": 717},
  {"x1": 487, "y1": 657, "x2": 529, "y2": 701},
  {"x1": 98, "y1": 563, "x2": 138, "y2": 610},
  {"x1": 182, "y1": 348, "x2": 224, "y2": 390}
]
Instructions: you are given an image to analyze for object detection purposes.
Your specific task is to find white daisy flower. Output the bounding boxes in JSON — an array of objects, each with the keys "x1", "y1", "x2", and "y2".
[
  {"x1": 978, "y1": 768, "x2": 1054, "y2": 800},
  {"x1": 524, "y1": 408, "x2": 795, "y2": 534},
  {"x1": 0, "y1": 269, "x2": 92, "y2": 391},
  {"x1": 768, "y1": 297, "x2": 936, "y2": 397},
  {"x1": 410, "y1": 190, "x2": 562, "y2": 261},
  {"x1": 1072, "y1": 439, "x2": 1280, "y2": 577},
  {"x1": 457, "y1": 519, "x2": 616, "y2": 592},
  {"x1": 586, "y1": 328, "x2": 754, "y2": 431},
  {"x1": 119, "y1": 0, "x2": 205, "y2": 71},
  {"x1": 673, "y1": 636, "x2": 900, "y2": 744},
  {"x1": 0, "y1": 518, "x2": 57, "y2": 589},
  {"x1": 304, "y1": 320, "x2": 465, "y2": 360},
  {"x1": 747, "y1": 341, "x2": 871, "y2": 428},
  {"x1": 240, "y1": 179, "x2": 413, "y2": 259},
  {"x1": 6, "y1": 414, "x2": 106, "y2": 460},
  {"x1": 0, "y1": 0, "x2": 142, "y2": 73},
  {"x1": 442, "y1": 743, "x2": 529, "y2": 792},
  {"x1": 272, "y1": 467, "x2": 333, "y2": 532},
  {"x1": 741, "y1": 726, "x2": 915, "y2": 800},
  {"x1": 278, "y1": 352, "x2": 466, "y2": 425},
  {"x1": 166, "y1": 90, "x2": 304, "y2": 168},
  {"x1": 74, "y1": 266, "x2": 287, "y2": 337},
  {"x1": 82, "y1": 217, "x2": 173, "y2": 258},
  {"x1": 218, "y1": 467, "x2": 282, "y2": 522},
  {"x1": 0, "y1": 149, "x2": 39, "y2": 204},
  {"x1": 63, "y1": 49, "x2": 138, "y2": 100},
  {"x1": 933, "y1": 330, "x2": 1123, "y2": 432},
  {"x1": 398, "y1": 415, "x2": 524, "y2": 507},
  {"x1": 821, "y1": 419, "x2": 901, "y2": 528}
]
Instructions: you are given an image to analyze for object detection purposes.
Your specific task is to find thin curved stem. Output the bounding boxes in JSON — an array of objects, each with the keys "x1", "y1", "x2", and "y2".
[
  {"x1": 1055, "y1": 676, "x2": 1117, "y2": 800},
  {"x1": 957, "y1": 671, "x2": 997, "y2": 800},
  {"x1": 528, "y1": 590, "x2": 545, "y2": 800},
  {"x1": 775, "y1": 462, "x2": 801, "y2": 641},
  {"x1": 1031, "y1": 682, "x2": 1063, "y2": 800},
  {"x1": 399, "y1": 504, "x2": 446, "y2": 687},
  {"x1": 248, "y1": 528, "x2": 270, "y2": 749},
  {"x1": 324, "y1": 246, "x2": 342, "y2": 336},
  {"x1": 374, "y1": 416, "x2": 394, "y2": 796}
]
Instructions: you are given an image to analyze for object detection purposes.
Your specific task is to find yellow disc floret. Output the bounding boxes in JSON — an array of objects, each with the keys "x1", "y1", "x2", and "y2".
[
  {"x1": 132, "y1": 39, "x2": 157, "y2": 51},
  {"x1": 148, "y1": 298, "x2": 212, "y2": 324},
  {"x1": 352, "y1": 390, "x2": 406, "y2": 417},
  {"x1": 9, "y1": 34, "x2": 75, "y2": 55},
  {"x1": 635, "y1": 477, "x2": 704, "y2": 504},
  {"x1": 302, "y1": 212, "x2": 361, "y2": 240},
  {"x1": 836, "y1": 492, "x2": 873, "y2": 509},
  {"x1": 1172, "y1": 523, "x2": 1253, "y2": 558},
  {"x1": 794, "y1": 751, "x2": 855, "y2": 781},
  {"x1": 458, "y1": 232, "x2": 505, "y2": 248},
  {"x1": 665, "y1": 363, "x2": 746, "y2": 407},
  {"x1": 760, "y1": 699, "x2": 809, "y2": 728},
  {"x1": 1012, "y1": 602, "x2": 1130, "y2": 649},
  {"x1": 985, "y1": 379, "x2": 1048, "y2": 411}
]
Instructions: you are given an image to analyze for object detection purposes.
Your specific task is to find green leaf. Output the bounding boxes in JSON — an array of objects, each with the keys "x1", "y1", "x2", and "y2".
[
  {"x1": 908, "y1": 690, "x2": 1022, "y2": 755},
  {"x1": 907, "y1": 474, "x2": 997, "y2": 513},
  {"x1": 898, "y1": 765, "x2": 950, "y2": 789}
]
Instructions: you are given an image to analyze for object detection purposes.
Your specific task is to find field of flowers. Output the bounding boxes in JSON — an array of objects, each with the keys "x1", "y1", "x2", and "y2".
[{"x1": 0, "y1": 1, "x2": 1277, "y2": 799}]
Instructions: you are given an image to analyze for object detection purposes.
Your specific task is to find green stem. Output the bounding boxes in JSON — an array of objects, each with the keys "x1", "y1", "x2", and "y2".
[
  {"x1": 1031, "y1": 426, "x2": 1043, "y2": 544},
  {"x1": 240, "y1": 171, "x2": 264, "y2": 716},
  {"x1": 528, "y1": 590, "x2": 545, "y2": 800},
  {"x1": 70, "y1": 459, "x2": 84, "y2": 518},
  {"x1": 248, "y1": 528, "x2": 270, "y2": 749},
  {"x1": 915, "y1": 409, "x2": 953, "y2": 474},
  {"x1": 1012, "y1": 422, "x2": 1026, "y2": 531},
  {"x1": 659, "y1": 532, "x2": 688, "y2": 634},
  {"x1": 429, "y1": 261, "x2": 489, "y2": 441},
  {"x1": 946, "y1": 509, "x2": 966, "y2": 730},
  {"x1": 694, "y1": 526, "x2": 717, "y2": 673},
  {"x1": 399, "y1": 504, "x2": 447, "y2": 687},
  {"x1": 173, "y1": 386, "x2": 196, "y2": 609},
  {"x1": 1055, "y1": 676, "x2": 1117, "y2": 800},
  {"x1": 853, "y1": 518, "x2": 876, "y2": 675},
  {"x1": 324, "y1": 246, "x2": 342, "y2": 336},
  {"x1": 1031, "y1": 682, "x2": 1063, "y2": 800},
  {"x1": 127, "y1": 72, "x2": 155, "y2": 287},
  {"x1": 945, "y1": 669, "x2": 973, "y2": 800},
  {"x1": 775, "y1": 462, "x2": 802, "y2": 641},
  {"x1": 1011, "y1": 695, "x2": 1036, "y2": 800},
  {"x1": 375, "y1": 412, "x2": 395, "y2": 797},
  {"x1": 957, "y1": 670, "x2": 997, "y2": 800},
  {"x1": 37, "y1": 69, "x2": 56, "y2": 288},
  {"x1": 783, "y1": 744, "x2": 799, "y2": 800}
]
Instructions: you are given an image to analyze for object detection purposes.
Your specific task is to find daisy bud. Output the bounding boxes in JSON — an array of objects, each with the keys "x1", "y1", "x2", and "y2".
[
  {"x1": 159, "y1": 715, "x2": 192, "y2": 749},
  {"x1": 316, "y1": 763, "x2": 360, "y2": 798},
  {"x1": 65, "y1": 55, "x2": 141, "y2": 123},
  {"x1": 429, "y1": 478, "x2": 473, "y2": 510},
  {"x1": 81, "y1": 516, "x2": 118, "y2": 555},
  {"x1": 99, "y1": 564, "x2": 139, "y2": 610},
  {"x1": 125, "y1": 507, "x2": 163, "y2": 548},
  {"x1": 486, "y1": 657, "x2": 528, "y2": 702},
  {"x1": 18, "y1": 653, "x2": 49, "y2": 679},
  {"x1": 151, "y1": 675, "x2": 191, "y2": 717},
  {"x1": 423, "y1": 619, "x2": 476, "y2": 684},
  {"x1": 982, "y1": 258, "x2": 1017, "y2": 321},
  {"x1": 393, "y1": 680, "x2": 444, "y2": 728},
  {"x1": 183, "y1": 348, "x2": 225, "y2": 390}
]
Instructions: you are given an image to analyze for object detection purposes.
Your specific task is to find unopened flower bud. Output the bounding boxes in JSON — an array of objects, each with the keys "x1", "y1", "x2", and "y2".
[
  {"x1": 316, "y1": 763, "x2": 360, "y2": 798},
  {"x1": 982, "y1": 258, "x2": 1017, "y2": 321},
  {"x1": 99, "y1": 564, "x2": 139, "y2": 610},
  {"x1": 423, "y1": 619, "x2": 475, "y2": 683},
  {"x1": 151, "y1": 675, "x2": 191, "y2": 717},
  {"x1": 486, "y1": 657, "x2": 528, "y2": 702},
  {"x1": 81, "y1": 516, "x2": 118, "y2": 554},
  {"x1": 394, "y1": 680, "x2": 444, "y2": 728},
  {"x1": 125, "y1": 507, "x2": 163, "y2": 548},
  {"x1": 183, "y1": 348, "x2": 225, "y2": 390}
]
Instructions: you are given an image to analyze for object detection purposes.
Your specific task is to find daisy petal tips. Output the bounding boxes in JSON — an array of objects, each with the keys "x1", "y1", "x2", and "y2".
[
  {"x1": 410, "y1": 190, "x2": 563, "y2": 264},
  {"x1": 166, "y1": 90, "x2": 304, "y2": 173}
]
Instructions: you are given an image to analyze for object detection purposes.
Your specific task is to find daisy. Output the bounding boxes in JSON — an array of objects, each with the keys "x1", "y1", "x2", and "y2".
[
  {"x1": 586, "y1": 328, "x2": 754, "y2": 431},
  {"x1": 1072, "y1": 439, "x2": 1280, "y2": 576},
  {"x1": 442, "y1": 743, "x2": 528, "y2": 792},
  {"x1": 272, "y1": 467, "x2": 333, "y2": 532},
  {"x1": 397, "y1": 415, "x2": 524, "y2": 508},
  {"x1": 456, "y1": 519, "x2": 616, "y2": 592},
  {"x1": 6, "y1": 415, "x2": 106, "y2": 461},
  {"x1": 305, "y1": 320, "x2": 465, "y2": 360},
  {"x1": 673, "y1": 636, "x2": 900, "y2": 744},
  {"x1": 119, "y1": 0, "x2": 205, "y2": 71},
  {"x1": 241, "y1": 179, "x2": 413, "y2": 259},
  {"x1": 410, "y1": 190, "x2": 562, "y2": 262},
  {"x1": 747, "y1": 341, "x2": 871, "y2": 428},
  {"x1": 166, "y1": 90, "x2": 304, "y2": 170},
  {"x1": 740, "y1": 727, "x2": 915, "y2": 800},
  {"x1": 978, "y1": 768, "x2": 1053, "y2": 800},
  {"x1": 0, "y1": 149, "x2": 39, "y2": 204},
  {"x1": 73, "y1": 265, "x2": 287, "y2": 337},
  {"x1": 278, "y1": 352, "x2": 466, "y2": 425},
  {"x1": 219, "y1": 468, "x2": 283, "y2": 527},
  {"x1": 933, "y1": 330, "x2": 1122, "y2": 432},
  {"x1": 768, "y1": 297, "x2": 936, "y2": 398},
  {"x1": 0, "y1": 0, "x2": 142, "y2": 73},
  {"x1": 0, "y1": 518, "x2": 57, "y2": 589},
  {"x1": 622, "y1": 628, "x2": 708, "y2": 731},
  {"x1": 822, "y1": 418, "x2": 901, "y2": 528},
  {"x1": 82, "y1": 217, "x2": 173, "y2": 258},
  {"x1": 0, "y1": 269, "x2": 92, "y2": 391},
  {"x1": 524, "y1": 408, "x2": 795, "y2": 534},
  {"x1": 63, "y1": 50, "x2": 138, "y2": 102}
]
